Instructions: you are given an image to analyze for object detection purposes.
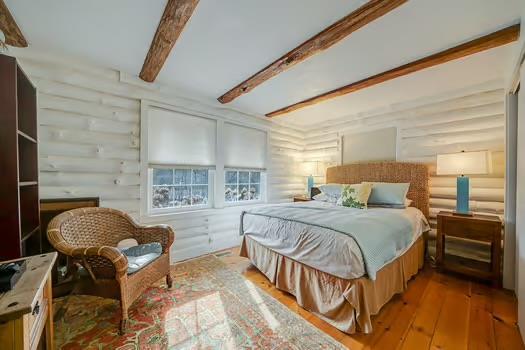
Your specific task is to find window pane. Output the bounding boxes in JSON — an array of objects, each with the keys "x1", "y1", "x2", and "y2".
[
  {"x1": 238, "y1": 184, "x2": 250, "y2": 201},
  {"x1": 192, "y1": 169, "x2": 208, "y2": 185},
  {"x1": 225, "y1": 170, "x2": 237, "y2": 184},
  {"x1": 250, "y1": 171, "x2": 260, "y2": 184},
  {"x1": 152, "y1": 186, "x2": 172, "y2": 208},
  {"x1": 153, "y1": 169, "x2": 173, "y2": 185},
  {"x1": 239, "y1": 171, "x2": 249, "y2": 184},
  {"x1": 173, "y1": 185, "x2": 191, "y2": 207},
  {"x1": 192, "y1": 185, "x2": 208, "y2": 205},
  {"x1": 249, "y1": 184, "x2": 261, "y2": 201},
  {"x1": 225, "y1": 185, "x2": 237, "y2": 202},
  {"x1": 152, "y1": 168, "x2": 211, "y2": 210},
  {"x1": 174, "y1": 169, "x2": 191, "y2": 185}
]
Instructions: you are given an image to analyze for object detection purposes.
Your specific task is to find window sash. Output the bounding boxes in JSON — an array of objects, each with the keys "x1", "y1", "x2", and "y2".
[
  {"x1": 224, "y1": 169, "x2": 263, "y2": 203},
  {"x1": 150, "y1": 167, "x2": 212, "y2": 211}
]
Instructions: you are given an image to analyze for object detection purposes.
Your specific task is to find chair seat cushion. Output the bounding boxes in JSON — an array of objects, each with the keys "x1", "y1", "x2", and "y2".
[{"x1": 120, "y1": 242, "x2": 162, "y2": 274}]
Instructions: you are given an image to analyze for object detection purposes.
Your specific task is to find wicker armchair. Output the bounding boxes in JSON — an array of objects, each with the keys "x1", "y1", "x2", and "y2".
[{"x1": 47, "y1": 207, "x2": 175, "y2": 333}]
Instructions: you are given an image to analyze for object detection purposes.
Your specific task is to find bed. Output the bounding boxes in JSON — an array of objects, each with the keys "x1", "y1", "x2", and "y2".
[{"x1": 239, "y1": 162, "x2": 430, "y2": 334}]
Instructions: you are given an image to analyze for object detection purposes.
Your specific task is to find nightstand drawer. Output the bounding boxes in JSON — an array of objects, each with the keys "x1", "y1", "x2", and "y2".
[{"x1": 440, "y1": 218, "x2": 497, "y2": 242}]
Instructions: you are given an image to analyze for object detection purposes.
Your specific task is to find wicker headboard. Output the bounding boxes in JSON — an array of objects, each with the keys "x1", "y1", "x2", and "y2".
[{"x1": 326, "y1": 162, "x2": 430, "y2": 218}]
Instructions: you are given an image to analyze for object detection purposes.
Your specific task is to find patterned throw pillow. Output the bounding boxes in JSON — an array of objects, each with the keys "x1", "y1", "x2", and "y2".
[{"x1": 337, "y1": 183, "x2": 373, "y2": 209}]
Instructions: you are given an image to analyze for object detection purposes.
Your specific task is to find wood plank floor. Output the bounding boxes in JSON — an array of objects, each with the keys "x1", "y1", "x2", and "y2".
[{"x1": 217, "y1": 247, "x2": 524, "y2": 350}]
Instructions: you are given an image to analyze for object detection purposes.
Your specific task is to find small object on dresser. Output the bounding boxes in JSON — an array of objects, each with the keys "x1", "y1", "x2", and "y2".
[{"x1": 0, "y1": 260, "x2": 26, "y2": 292}]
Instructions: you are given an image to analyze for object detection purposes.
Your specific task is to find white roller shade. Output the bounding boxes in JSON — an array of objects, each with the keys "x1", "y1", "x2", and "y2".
[
  {"x1": 148, "y1": 108, "x2": 216, "y2": 166},
  {"x1": 223, "y1": 123, "x2": 267, "y2": 169}
]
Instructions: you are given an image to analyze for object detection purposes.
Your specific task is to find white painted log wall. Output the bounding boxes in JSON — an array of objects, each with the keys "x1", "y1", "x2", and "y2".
[
  {"x1": 14, "y1": 50, "x2": 505, "y2": 264},
  {"x1": 300, "y1": 87, "x2": 506, "y2": 261},
  {"x1": 13, "y1": 52, "x2": 305, "y2": 262}
]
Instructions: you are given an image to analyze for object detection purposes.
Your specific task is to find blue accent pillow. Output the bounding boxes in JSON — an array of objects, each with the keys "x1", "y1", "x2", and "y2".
[
  {"x1": 364, "y1": 182, "x2": 410, "y2": 206},
  {"x1": 120, "y1": 242, "x2": 162, "y2": 274},
  {"x1": 120, "y1": 242, "x2": 162, "y2": 257}
]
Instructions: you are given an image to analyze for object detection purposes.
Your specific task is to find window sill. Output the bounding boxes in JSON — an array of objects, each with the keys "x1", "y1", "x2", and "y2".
[
  {"x1": 141, "y1": 201, "x2": 268, "y2": 223},
  {"x1": 223, "y1": 200, "x2": 265, "y2": 207}
]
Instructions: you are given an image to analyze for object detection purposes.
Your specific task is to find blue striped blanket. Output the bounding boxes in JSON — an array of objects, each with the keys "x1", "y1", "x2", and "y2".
[{"x1": 240, "y1": 204, "x2": 414, "y2": 280}]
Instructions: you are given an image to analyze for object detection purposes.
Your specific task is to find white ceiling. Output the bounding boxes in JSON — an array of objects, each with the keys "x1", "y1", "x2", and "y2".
[{"x1": 6, "y1": 0, "x2": 521, "y2": 127}]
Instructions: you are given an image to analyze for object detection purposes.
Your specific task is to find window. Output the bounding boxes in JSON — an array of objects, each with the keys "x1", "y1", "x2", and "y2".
[
  {"x1": 146, "y1": 108, "x2": 216, "y2": 213},
  {"x1": 222, "y1": 123, "x2": 267, "y2": 205},
  {"x1": 225, "y1": 169, "x2": 262, "y2": 203},
  {"x1": 143, "y1": 106, "x2": 269, "y2": 215},
  {"x1": 152, "y1": 168, "x2": 211, "y2": 210}
]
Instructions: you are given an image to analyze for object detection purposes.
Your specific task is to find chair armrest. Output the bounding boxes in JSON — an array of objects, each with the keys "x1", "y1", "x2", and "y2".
[
  {"x1": 70, "y1": 246, "x2": 128, "y2": 278},
  {"x1": 135, "y1": 225, "x2": 175, "y2": 254}
]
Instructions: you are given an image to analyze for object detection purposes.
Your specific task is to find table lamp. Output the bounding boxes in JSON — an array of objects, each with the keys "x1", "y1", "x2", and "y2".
[
  {"x1": 302, "y1": 161, "x2": 323, "y2": 197},
  {"x1": 436, "y1": 150, "x2": 490, "y2": 216}
]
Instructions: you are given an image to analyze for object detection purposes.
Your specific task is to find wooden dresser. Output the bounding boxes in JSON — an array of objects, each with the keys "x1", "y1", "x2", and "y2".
[{"x1": 0, "y1": 253, "x2": 57, "y2": 349}]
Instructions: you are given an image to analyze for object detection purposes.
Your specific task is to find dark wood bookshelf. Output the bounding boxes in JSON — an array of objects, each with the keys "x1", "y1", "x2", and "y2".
[{"x1": 0, "y1": 54, "x2": 40, "y2": 260}]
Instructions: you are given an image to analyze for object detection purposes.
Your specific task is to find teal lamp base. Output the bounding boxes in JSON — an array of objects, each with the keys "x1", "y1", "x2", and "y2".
[
  {"x1": 307, "y1": 175, "x2": 314, "y2": 197},
  {"x1": 454, "y1": 175, "x2": 473, "y2": 216}
]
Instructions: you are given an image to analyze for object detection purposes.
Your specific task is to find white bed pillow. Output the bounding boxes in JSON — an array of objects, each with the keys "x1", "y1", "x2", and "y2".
[
  {"x1": 363, "y1": 182, "x2": 410, "y2": 206},
  {"x1": 317, "y1": 183, "x2": 344, "y2": 203},
  {"x1": 312, "y1": 193, "x2": 330, "y2": 202},
  {"x1": 318, "y1": 184, "x2": 343, "y2": 196},
  {"x1": 336, "y1": 183, "x2": 373, "y2": 209}
]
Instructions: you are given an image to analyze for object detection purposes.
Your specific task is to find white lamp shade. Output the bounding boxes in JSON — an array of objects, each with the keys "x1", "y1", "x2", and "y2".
[
  {"x1": 436, "y1": 151, "x2": 491, "y2": 175},
  {"x1": 301, "y1": 161, "x2": 324, "y2": 176}
]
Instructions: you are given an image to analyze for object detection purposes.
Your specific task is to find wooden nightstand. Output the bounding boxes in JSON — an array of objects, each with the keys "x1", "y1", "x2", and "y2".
[
  {"x1": 436, "y1": 211, "x2": 502, "y2": 287},
  {"x1": 293, "y1": 195, "x2": 312, "y2": 202}
]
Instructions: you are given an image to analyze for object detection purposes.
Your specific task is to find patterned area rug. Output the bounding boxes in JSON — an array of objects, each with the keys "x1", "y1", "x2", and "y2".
[{"x1": 54, "y1": 255, "x2": 344, "y2": 349}]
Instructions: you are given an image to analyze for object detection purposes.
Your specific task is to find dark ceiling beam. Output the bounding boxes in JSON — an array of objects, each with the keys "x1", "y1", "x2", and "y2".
[
  {"x1": 0, "y1": 0, "x2": 28, "y2": 47},
  {"x1": 266, "y1": 23, "x2": 520, "y2": 118},
  {"x1": 217, "y1": 0, "x2": 407, "y2": 104},
  {"x1": 140, "y1": 0, "x2": 199, "y2": 82}
]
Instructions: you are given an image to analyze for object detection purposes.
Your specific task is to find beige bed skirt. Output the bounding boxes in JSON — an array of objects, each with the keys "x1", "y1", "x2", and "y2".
[{"x1": 240, "y1": 235, "x2": 425, "y2": 334}]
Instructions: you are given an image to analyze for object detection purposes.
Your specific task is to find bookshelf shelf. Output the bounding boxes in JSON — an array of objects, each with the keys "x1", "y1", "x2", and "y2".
[
  {"x1": 19, "y1": 181, "x2": 38, "y2": 187},
  {"x1": 17, "y1": 130, "x2": 37, "y2": 144}
]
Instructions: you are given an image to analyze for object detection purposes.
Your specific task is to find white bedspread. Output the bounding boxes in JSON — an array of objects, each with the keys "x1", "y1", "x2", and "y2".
[{"x1": 242, "y1": 201, "x2": 429, "y2": 279}]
